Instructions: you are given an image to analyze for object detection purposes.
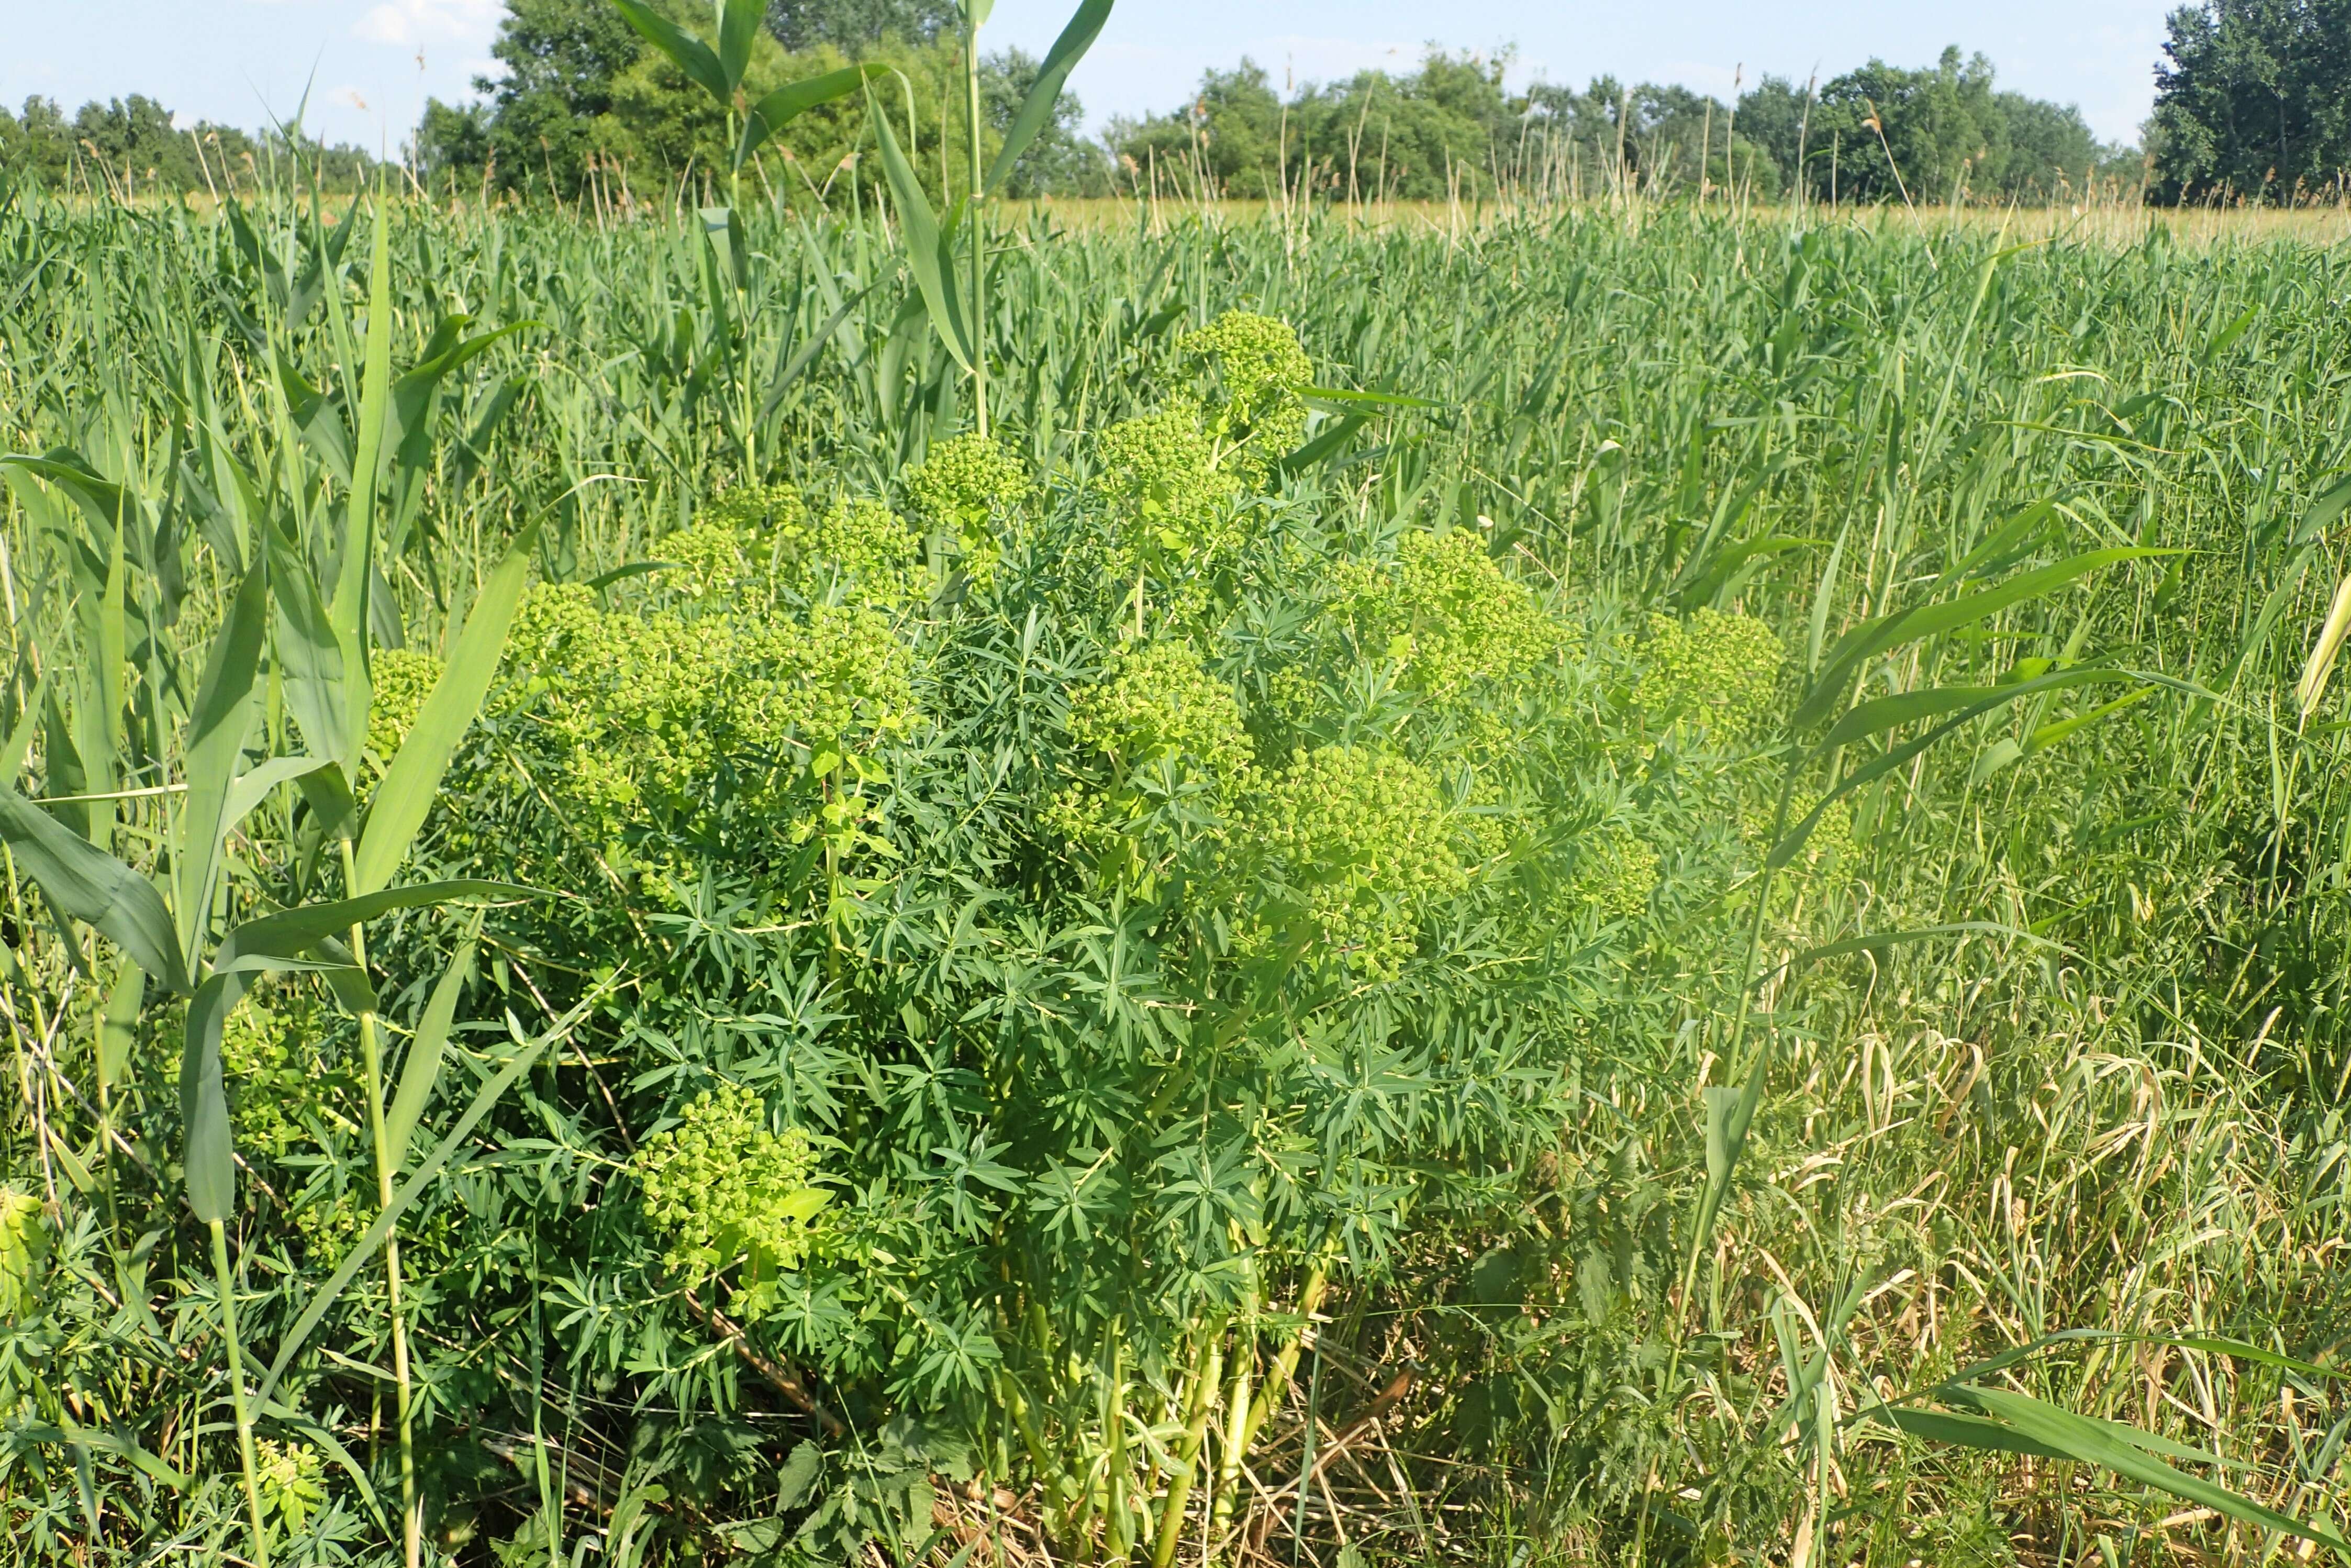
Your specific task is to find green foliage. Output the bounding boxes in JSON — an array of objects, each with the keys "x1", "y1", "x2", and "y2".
[
  {"x1": 6, "y1": 177, "x2": 2351, "y2": 1568},
  {"x1": 2149, "y1": 0, "x2": 2351, "y2": 202}
]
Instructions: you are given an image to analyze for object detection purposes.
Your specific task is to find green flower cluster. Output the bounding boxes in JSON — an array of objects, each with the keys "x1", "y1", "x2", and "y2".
[
  {"x1": 1641, "y1": 607, "x2": 1786, "y2": 733},
  {"x1": 906, "y1": 433, "x2": 1031, "y2": 584},
  {"x1": 1565, "y1": 822, "x2": 1659, "y2": 920},
  {"x1": 0, "y1": 1185, "x2": 44, "y2": 1318},
  {"x1": 220, "y1": 994, "x2": 316, "y2": 1158},
  {"x1": 1251, "y1": 746, "x2": 1467, "y2": 979},
  {"x1": 503, "y1": 584, "x2": 915, "y2": 851},
  {"x1": 689, "y1": 484, "x2": 927, "y2": 608},
  {"x1": 632, "y1": 1082, "x2": 830, "y2": 1319},
  {"x1": 254, "y1": 1439, "x2": 328, "y2": 1534},
  {"x1": 1050, "y1": 640, "x2": 1254, "y2": 890},
  {"x1": 1092, "y1": 402, "x2": 1241, "y2": 560},
  {"x1": 367, "y1": 648, "x2": 445, "y2": 772},
  {"x1": 1065, "y1": 640, "x2": 1254, "y2": 780},
  {"x1": 1333, "y1": 529, "x2": 1574, "y2": 705},
  {"x1": 1180, "y1": 309, "x2": 1312, "y2": 474}
]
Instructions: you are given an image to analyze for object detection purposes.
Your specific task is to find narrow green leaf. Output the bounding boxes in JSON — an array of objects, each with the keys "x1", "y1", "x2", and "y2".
[
  {"x1": 1947, "y1": 1386, "x2": 2346, "y2": 1549},
  {"x1": 739, "y1": 64, "x2": 889, "y2": 168},
  {"x1": 0, "y1": 787, "x2": 189, "y2": 993},
  {"x1": 180, "y1": 972, "x2": 245, "y2": 1224},
  {"x1": 384, "y1": 923, "x2": 479, "y2": 1167},
  {"x1": 351, "y1": 521, "x2": 540, "y2": 895},
  {"x1": 214, "y1": 881, "x2": 528, "y2": 973},
  {"x1": 983, "y1": 0, "x2": 1112, "y2": 194},
  {"x1": 1794, "y1": 547, "x2": 2173, "y2": 731},
  {"x1": 611, "y1": 0, "x2": 729, "y2": 103},
  {"x1": 1823, "y1": 669, "x2": 2129, "y2": 749},
  {"x1": 221, "y1": 757, "x2": 341, "y2": 840},
  {"x1": 2023, "y1": 684, "x2": 2159, "y2": 754},
  {"x1": 98, "y1": 962, "x2": 141, "y2": 1093},
  {"x1": 868, "y1": 84, "x2": 975, "y2": 373},
  {"x1": 271, "y1": 512, "x2": 357, "y2": 764},
  {"x1": 176, "y1": 561, "x2": 269, "y2": 965}
]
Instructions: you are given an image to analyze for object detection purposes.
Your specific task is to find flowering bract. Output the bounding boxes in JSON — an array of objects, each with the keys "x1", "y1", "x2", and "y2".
[
  {"x1": 1051, "y1": 639, "x2": 1254, "y2": 893},
  {"x1": 1642, "y1": 607, "x2": 1786, "y2": 732},
  {"x1": 1249, "y1": 746, "x2": 1467, "y2": 978},
  {"x1": 632, "y1": 1083, "x2": 830, "y2": 1319},
  {"x1": 1179, "y1": 309, "x2": 1312, "y2": 476},
  {"x1": 367, "y1": 647, "x2": 444, "y2": 772},
  {"x1": 1333, "y1": 528, "x2": 1574, "y2": 706},
  {"x1": 906, "y1": 433, "x2": 1031, "y2": 584}
]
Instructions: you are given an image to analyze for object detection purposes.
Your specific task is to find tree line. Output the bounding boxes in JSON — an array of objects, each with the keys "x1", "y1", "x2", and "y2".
[{"x1": 2, "y1": 0, "x2": 2345, "y2": 208}]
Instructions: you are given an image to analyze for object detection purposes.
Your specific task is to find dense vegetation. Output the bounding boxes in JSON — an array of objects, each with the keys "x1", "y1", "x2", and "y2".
[{"x1": 4, "y1": 118, "x2": 2351, "y2": 1568}]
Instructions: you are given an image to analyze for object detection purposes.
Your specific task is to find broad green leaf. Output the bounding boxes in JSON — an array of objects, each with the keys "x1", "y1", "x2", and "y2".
[
  {"x1": 1794, "y1": 547, "x2": 2172, "y2": 731},
  {"x1": 331, "y1": 187, "x2": 392, "y2": 766},
  {"x1": 0, "y1": 786, "x2": 189, "y2": 993},
  {"x1": 351, "y1": 520, "x2": 540, "y2": 895},
  {"x1": 180, "y1": 972, "x2": 246, "y2": 1224},
  {"x1": 98, "y1": 962, "x2": 140, "y2": 1092},
  {"x1": 868, "y1": 84, "x2": 975, "y2": 374},
  {"x1": 611, "y1": 0, "x2": 729, "y2": 103},
  {"x1": 983, "y1": 0, "x2": 1112, "y2": 194},
  {"x1": 175, "y1": 561, "x2": 269, "y2": 965},
  {"x1": 739, "y1": 64, "x2": 889, "y2": 168},
  {"x1": 716, "y1": 0, "x2": 760, "y2": 95},
  {"x1": 0, "y1": 671, "x2": 49, "y2": 784},
  {"x1": 383, "y1": 924, "x2": 479, "y2": 1167}
]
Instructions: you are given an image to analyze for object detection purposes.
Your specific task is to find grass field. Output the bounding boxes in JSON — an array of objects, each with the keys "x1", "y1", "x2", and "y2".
[{"x1": 2, "y1": 188, "x2": 2349, "y2": 1568}]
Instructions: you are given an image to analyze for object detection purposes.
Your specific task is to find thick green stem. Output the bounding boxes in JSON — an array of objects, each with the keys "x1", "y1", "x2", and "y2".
[
  {"x1": 1151, "y1": 1325, "x2": 1224, "y2": 1568},
  {"x1": 209, "y1": 1219, "x2": 271, "y2": 1568},
  {"x1": 342, "y1": 838, "x2": 419, "y2": 1568}
]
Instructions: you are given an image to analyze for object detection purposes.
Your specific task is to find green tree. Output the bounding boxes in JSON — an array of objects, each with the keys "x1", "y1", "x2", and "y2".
[
  {"x1": 419, "y1": 0, "x2": 644, "y2": 197},
  {"x1": 765, "y1": 0, "x2": 954, "y2": 51},
  {"x1": 983, "y1": 48, "x2": 1106, "y2": 197},
  {"x1": 2149, "y1": 0, "x2": 2351, "y2": 202}
]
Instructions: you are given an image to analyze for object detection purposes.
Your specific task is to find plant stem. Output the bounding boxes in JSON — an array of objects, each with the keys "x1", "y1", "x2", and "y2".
[
  {"x1": 1151, "y1": 1324, "x2": 1223, "y2": 1568},
  {"x1": 209, "y1": 1218, "x2": 271, "y2": 1568},
  {"x1": 963, "y1": 13, "x2": 989, "y2": 437},
  {"x1": 341, "y1": 837, "x2": 420, "y2": 1568}
]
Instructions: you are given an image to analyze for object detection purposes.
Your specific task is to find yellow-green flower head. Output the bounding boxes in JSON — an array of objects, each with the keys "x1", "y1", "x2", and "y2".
[
  {"x1": 632, "y1": 1083, "x2": 830, "y2": 1319},
  {"x1": 501, "y1": 584, "x2": 915, "y2": 849},
  {"x1": 1565, "y1": 822, "x2": 1659, "y2": 920},
  {"x1": 1252, "y1": 746, "x2": 1467, "y2": 978},
  {"x1": 1091, "y1": 401, "x2": 1239, "y2": 558},
  {"x1": 906, "y1": 433, "x2": 1031, "y2": 584},
  {"x1": 1180, "y1": 309, "x2": 1311, "y2": 471},
  {"x1": 786, "y1": 498, "x2": 925, "y2": 608},
  {"x1": 1334, "y1": 529, "x2": 1574, "y2": 703},
  {"x1": 366, "y1": 648, "x2": 445, "y2": 773},
  {"x1": 1642, "y1": 607, "x2": 1785, "y2": 733},
  {"x1": 1066, "y1": 639, "x2": 1253, "y2": 783},
  {"x1": 254, "y1": 1440, "x2": 328, "y2": 1534}
]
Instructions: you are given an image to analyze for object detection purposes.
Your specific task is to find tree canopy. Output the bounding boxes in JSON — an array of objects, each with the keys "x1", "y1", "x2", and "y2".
[{"x1": 2148, "y1": 0, "x2": 2351, "y2": 202}]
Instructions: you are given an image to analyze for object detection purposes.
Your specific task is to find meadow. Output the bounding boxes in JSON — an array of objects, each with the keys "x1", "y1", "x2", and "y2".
[{"x1": 1, "y1": 181, "x2": 2349, "y2": 1568}]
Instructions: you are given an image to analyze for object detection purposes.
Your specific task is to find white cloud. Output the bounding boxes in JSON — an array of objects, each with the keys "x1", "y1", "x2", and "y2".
[{"x1": 354, "y1": 0, "x2": 500, "y2": 48}]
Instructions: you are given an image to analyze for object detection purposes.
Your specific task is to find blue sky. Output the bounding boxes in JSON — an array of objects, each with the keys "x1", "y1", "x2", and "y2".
[{"x1": 9, "y1": 1, "x2": 2175, "y2": 155}]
